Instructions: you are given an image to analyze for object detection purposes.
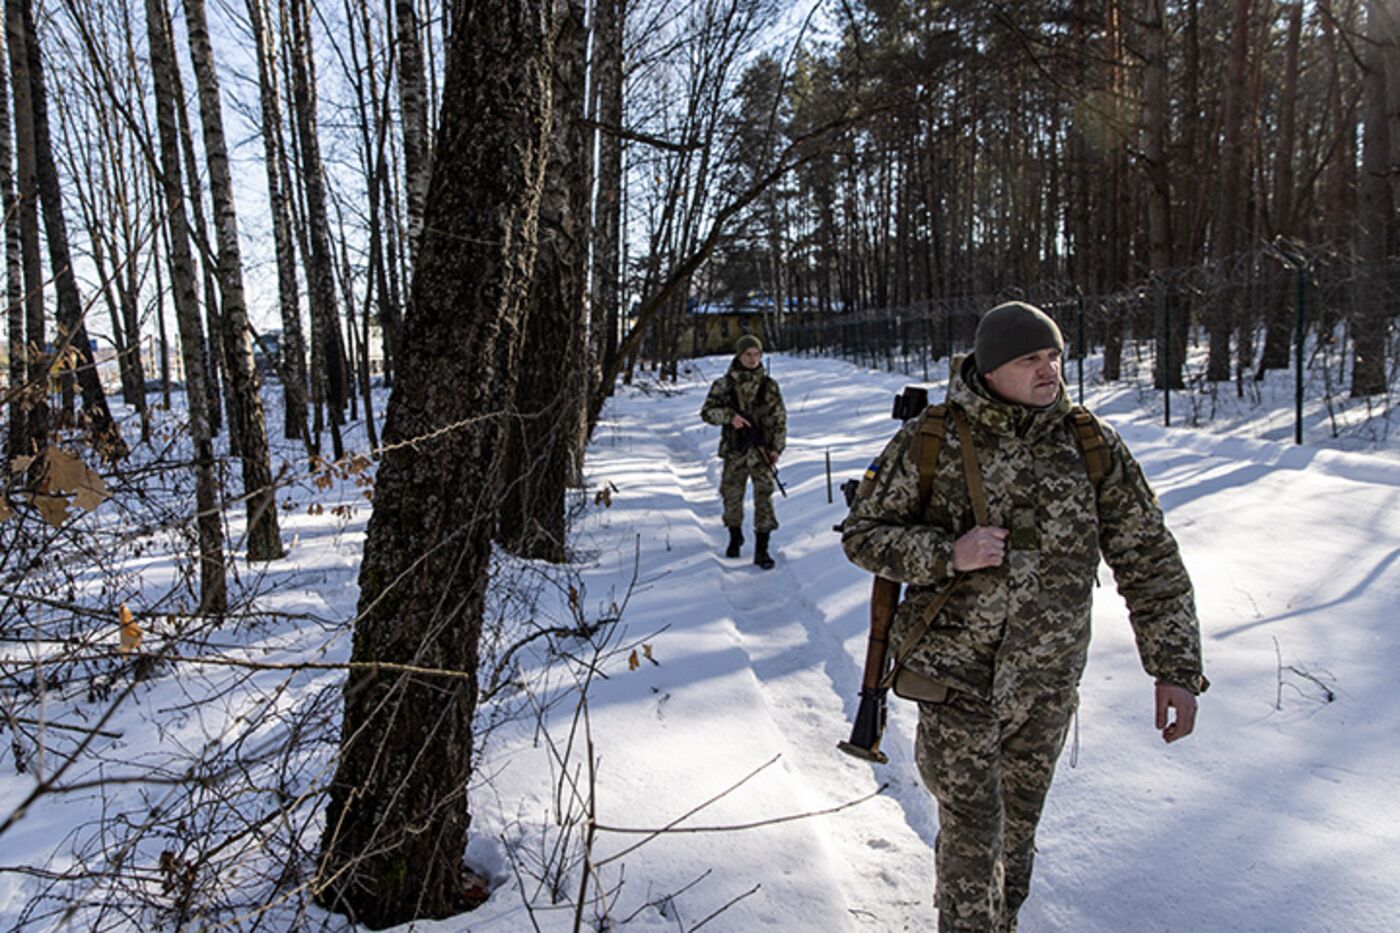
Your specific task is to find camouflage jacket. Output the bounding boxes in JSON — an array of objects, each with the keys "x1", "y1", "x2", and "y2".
[
  {"x1": 842, "y1": 358, "x2": 1205, "y2": 706},
  {"x1": 699, "y1": 359, "x2": 787, "y2": 459}
]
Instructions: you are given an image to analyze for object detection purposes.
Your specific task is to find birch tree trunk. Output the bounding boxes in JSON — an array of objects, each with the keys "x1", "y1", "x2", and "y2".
[
  {"x1": 183, "y1": 0, "x2": 283, "y2": 559},
  {"x1": 393, "y1": 0, "x2": 430, "y2": 264},
  {"x1": 15, "y1": 0, "x2": 126, "y2": 458},
  {"x1": 245, "y1": 0, "x2": 309, "y2": 442},
  {"x1": 317, "y1": 0, "x2": 554, "y2": 922},
  {"x1": 287, "y1": 0, "x2": 347, "y2": 459},
  {"x1": 145, "y1": 0, "x2": 226, "y2": 614}
]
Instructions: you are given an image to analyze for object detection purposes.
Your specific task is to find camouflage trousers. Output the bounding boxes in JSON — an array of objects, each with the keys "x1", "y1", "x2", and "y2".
[
  {"x1": 915, "y1": 685, "x2": 1078, "y2": 933},
  {"x1": 720, "y1": 452, "x2": 778, "y2": 533}
]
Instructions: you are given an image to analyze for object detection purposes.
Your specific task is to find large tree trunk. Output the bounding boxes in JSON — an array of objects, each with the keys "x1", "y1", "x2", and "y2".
[
  {"x1": 1209, "y1": 0, "x2": 1253, "y2": 382},
  {"x1": 286, "y1": 0, "x2": 347, "y2": 459},
  {"x1": 246, "y1": 0, "x2": 309, "y2": 442},
  {"x1": 1144, "y1": 0, "x2": 1184, "y2": 391},
  {"x1": 316, "y1": 0, "x2": 554, "y2": 924},
  {"x1": 498, "y1": 0, "x2": 586, "y2": 561},
  {"x1": 145, "y1": 0, "x2": 226, "y2": 614},
  {"x1": 0, "y1": 16, "x2": 25, "y2": 460},
  {"x1": 15, "y1": 0, "x2": 125, "y2": 459},
  {"x1": 588, "y1": 0, "x2": 623, "y2": 425},
  {"x1": 1259, "y1": 2, "x2": 1303, "y2": 375},
  {"x1": 184, "y1": 0, "x2": 283, "y2": 560},
  {"x1": 1353, "y1": 0, "x2": 1391, "y2": 397}
]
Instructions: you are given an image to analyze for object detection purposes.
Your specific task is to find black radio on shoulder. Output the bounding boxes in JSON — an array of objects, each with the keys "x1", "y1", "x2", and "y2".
[{"x1": 890, "y1": 385, "x2": 929, "y2": 421}]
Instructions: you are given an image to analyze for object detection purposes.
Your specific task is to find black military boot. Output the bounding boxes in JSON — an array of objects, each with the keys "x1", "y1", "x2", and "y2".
[
  {"x1": 753, "y1": 532, "x2": 775, "y2": 570},
  {"x1": 725, "y1": 526, "x2": 744, "y2": 558}
]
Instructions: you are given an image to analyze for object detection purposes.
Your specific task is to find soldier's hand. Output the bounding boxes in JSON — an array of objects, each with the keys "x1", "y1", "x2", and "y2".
[
  {"x1": 767, "y1": 449, "x2": 781, "y2": 464},
  {"x1": 952, "y1": 526, "x2": 1009, "y2": 571},
  {"x1": 730, "y1": 414, "x2": 752, "y2": 429},
  {"x1": 1155, "y1": 682, "x2": 1197, "y2": 743}
]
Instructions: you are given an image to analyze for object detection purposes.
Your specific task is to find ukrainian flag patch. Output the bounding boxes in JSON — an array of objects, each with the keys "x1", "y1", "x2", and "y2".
[{"x1": 863, "y1": 460, "x2": 880, "y2": 481}]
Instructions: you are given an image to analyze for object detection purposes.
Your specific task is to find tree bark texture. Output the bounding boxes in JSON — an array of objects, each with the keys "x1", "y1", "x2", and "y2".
[
  {"x1": 1143, "y1": 0, "x2": 1184, "y2": 390},
  {"x1": 185, "y1": 0, "x2": 283, "y2": 560},
  {"x1": 393, "y1": 0, "x2": 430, "y2": 265},
  {"x1": 145, "y1": 0, "x2": 227, "y2": 614},
  {"x1": 1353, "y1": 0, "x2": 1390, "y2": 396},
  {"x1": 498, "y1": 0, "x2": 586, "y2": 562},
  {"x1": 287, "y1": 0, "x2": 348, "y2": 457},
  {"x1": 0, "y1": 18, "x2": 25, "y2": 459},
  {"x1": 245, "y1": 0, "x2": 310, "y2": 442},
  {"x1": 16, "y1": 0, "x2": 126, "y2": 458},
  {"x1": 589, "y1": 0, "x2": 623, "y2": 411},
  {"x1": 316, "y1": 0, "x2": 554, "y2": 924},
  {"x1": 1209, "y1": 0, "x2": 1253, "y2": 381}
]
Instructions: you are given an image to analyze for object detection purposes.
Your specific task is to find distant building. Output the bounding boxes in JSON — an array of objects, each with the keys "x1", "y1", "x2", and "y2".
[{"x1": 682, "y1": 296, "x2": 768, "y2": 356}]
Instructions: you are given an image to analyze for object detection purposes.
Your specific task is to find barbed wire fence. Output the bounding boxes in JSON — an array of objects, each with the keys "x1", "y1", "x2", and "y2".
[{"x1": 773, "y1": 247, "x2": 1399, "y2": 446}]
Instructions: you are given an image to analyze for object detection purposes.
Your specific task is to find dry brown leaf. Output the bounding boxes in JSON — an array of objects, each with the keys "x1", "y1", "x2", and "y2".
[
  {"x1": 568, "y1": 586, "x2": 579, "y2": 609},
  {"x1": 627, "y1": 649, "x2": 640, "y2": 671},
  {"x1": 72, "y1": 469, "x2": 111, "y2": 512},
  {"x1": 642, "y1": 643, "x2": 656, "y2": 665},
  {"x1": 0, "y1": 496, "x2": 12, "y2": 523},
  {"x1": 45, "y1": 447, "x2": 87, "y2": 493},
  {"x1": 10, "y1": 455, "x2": 34, "y2": 475},
  {"x1": 30, "y1": 493, "x2": 71, "y2": 529},
  {"x1": 119, "y1": 603, "x2": 142, "y2": 655}
]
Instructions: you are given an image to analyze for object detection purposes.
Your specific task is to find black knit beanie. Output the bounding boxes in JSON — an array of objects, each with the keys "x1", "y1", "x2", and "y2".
[{"x1": 973, "y1": 302, "x2": 1063, "y2": 375}]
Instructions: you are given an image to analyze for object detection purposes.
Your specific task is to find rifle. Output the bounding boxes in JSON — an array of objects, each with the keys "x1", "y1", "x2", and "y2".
[
  {"x1": 728, "y1": 380, "x2": 787, "y2": 497},
  {"x1": 837, "y1": 575, "x2": 900, "y2": 764}
]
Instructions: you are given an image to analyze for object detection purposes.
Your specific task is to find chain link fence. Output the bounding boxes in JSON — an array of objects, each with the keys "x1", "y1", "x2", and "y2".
[{"x1": 770, "y1": 250, "x2": 1400, "y2": 445}]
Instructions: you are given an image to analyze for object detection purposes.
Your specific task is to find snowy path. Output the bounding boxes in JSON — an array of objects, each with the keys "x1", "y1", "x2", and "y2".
[
  {"x1": 6, "y1": 354, "x2": 1399, "y2": 932},
  {"x1": 468, "y1": 353, "x2": 1400, "y2": 932}
]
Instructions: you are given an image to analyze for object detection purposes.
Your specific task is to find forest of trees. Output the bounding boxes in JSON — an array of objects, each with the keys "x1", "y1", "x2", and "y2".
[{"x1": 0, "y1": 0, "x2": 1396, "y2": 925}]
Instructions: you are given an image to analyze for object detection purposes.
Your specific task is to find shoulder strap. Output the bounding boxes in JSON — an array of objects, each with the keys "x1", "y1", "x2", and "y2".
[
  {"x1": 1068, "y1": 406, "x2": 1110, "y2": 490},
  {"x1": 911, "y1": 404, "x2": 990, "y2": 524},
  {"x1": 950, "y1": 408, "x2": 990, "y2": 526},
  {"x1": 912, "y1": 405, "x2": 947, "y2": 511}
]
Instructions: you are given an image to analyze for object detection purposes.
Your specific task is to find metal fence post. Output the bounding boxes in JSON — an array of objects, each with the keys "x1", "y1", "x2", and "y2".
[
  {"x1": 1076, "y1": 294, "x2": 1085, "y2": 405},
  {"x1": 1161, "y1": 283, "x2": 1171, "y2": 428},
  {"x1": 1294, "y1": 264, "x2": 1306, "y2": 446}
]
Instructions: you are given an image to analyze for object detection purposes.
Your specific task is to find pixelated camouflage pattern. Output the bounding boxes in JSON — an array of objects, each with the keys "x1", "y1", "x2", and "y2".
[
  {"x1": 702, "y1": 358, "x2": 786, "y2": 532},
  {"x1": 720, "y1": 454, "x2": 778, "y2": 532},
  {"x1": 699, "y1": 358, "x2": 787, "y2": 458},
  {"x1": 842, "y1": 356, "x2": 1204, "y2": 704},
  {"x1": 842, "y1": 357, "x2": 1205, "y2": 930},
  {"x1": 915, "y1": 685, "x2": 1077, "y2": 932}
]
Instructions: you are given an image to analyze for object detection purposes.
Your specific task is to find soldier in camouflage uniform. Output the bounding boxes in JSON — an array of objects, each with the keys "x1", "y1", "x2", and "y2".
[
  {"x1": 700, "y1": 335, "x2": 787, "y2": 569},
  {"x1": 842, "y1": 302, "x2": 1206, "y2": 932}
]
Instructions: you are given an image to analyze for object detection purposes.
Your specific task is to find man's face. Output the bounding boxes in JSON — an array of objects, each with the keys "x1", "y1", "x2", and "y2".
[
  {"x1": 739, "y1": 347, "x2": 762, "y2": 369},
  {"x1": 983, "y1": 347, "x2": 1063, "y2": 407}
]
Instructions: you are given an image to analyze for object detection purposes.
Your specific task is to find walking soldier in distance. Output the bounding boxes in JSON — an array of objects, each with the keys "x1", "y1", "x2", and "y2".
[
  {"x1": 841, "y1": 301, "x2": 1207, "y2": 932},
  {"x1": 700, "y1": 335, "x2": 787, "y2": 570}
]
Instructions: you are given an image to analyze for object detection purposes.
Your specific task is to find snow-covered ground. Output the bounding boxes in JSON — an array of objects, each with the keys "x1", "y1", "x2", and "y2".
[{"x1": 2, "y1": 351, "x2": 1398, "y2": 931}]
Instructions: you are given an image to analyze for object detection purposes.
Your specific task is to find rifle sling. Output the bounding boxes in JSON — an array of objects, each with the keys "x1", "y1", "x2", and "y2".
[{"x1": 881, "y1": 406, "x2": 988, "y2": 690}]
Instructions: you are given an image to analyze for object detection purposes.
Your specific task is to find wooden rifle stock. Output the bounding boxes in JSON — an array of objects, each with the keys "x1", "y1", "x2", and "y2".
[{"x1": 837, "y1": 576, "x2": 901, "y2": 764}]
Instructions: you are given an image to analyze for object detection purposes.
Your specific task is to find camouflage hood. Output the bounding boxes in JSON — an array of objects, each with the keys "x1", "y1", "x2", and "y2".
[{"x1": 948, "y1": 354, "x2": 1071, "y2": 443}]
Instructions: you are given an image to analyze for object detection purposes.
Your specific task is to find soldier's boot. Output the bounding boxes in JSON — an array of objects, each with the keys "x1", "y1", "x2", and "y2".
[
  {"x1": 753, "y1": 532, "x2": 775, "y2": 570},
  {"x1": 725, "y1": 526, "x2": 744, "y2": 558}
]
